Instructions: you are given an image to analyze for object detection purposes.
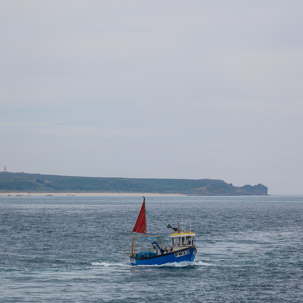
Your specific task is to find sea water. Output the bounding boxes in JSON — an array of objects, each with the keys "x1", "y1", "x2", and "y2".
[{"x1": 0, "y1": 195, "x2": 302, "y2": 302}]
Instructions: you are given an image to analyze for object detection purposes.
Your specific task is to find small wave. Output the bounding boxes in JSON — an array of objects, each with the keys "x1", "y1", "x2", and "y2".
[
  {"x1": 91, "y1": 262, "x2": 128, "y2": 267},
  {"x1": 194, "y1": 261, "x2": 213, "y2": 266}
]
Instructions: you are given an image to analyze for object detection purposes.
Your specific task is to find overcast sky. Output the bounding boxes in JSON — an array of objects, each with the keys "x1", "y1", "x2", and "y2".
[{"x1": 0, "y1": 1, "x2": 302, "y2": 194}]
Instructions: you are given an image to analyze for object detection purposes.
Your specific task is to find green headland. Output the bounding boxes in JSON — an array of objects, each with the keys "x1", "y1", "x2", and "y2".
[{"x1": 0, "y1": 172, "x2": 268, "y2": 195}]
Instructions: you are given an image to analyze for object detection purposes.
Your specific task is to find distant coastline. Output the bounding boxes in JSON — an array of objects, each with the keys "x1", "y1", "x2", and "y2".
[
  {"x1": 0, "y1": 192, "x2": 184, "y2": 197},
  {"x1": 0, "y1": 172, "x2": 268, "y2": 196}
]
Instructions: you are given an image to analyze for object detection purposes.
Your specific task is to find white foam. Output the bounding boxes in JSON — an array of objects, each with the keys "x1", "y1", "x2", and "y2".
[
  {"x1": 140, "y1": 261, "x2": 213, "y2": 267},
  {"x1": 91, "y1": 262, "x2": 128, "y2": 267},
  {"x1": 91, "y1": 260, "x2": 212, "y2": 268},
  {"x1": 134, "y1": 261, "x2": 195, "y2": 268}
]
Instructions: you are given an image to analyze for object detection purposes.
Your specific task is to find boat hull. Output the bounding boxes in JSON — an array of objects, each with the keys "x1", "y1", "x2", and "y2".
[{"x1": 130, "y1": 247, "x2": 197, "y2": 266}]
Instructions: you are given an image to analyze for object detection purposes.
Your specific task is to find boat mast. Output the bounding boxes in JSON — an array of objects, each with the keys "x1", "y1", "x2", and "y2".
[
  {"x1": 132, "y1": 196, "x2": 147, "y2": 234},
  {"x1": 131, "y1": 196, "x2": 147, "y2": 256}
]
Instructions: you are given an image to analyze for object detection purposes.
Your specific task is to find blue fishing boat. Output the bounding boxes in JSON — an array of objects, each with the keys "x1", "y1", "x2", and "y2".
[{"x1": 126, "y1": 197, "x2": 197, "y2": 266}]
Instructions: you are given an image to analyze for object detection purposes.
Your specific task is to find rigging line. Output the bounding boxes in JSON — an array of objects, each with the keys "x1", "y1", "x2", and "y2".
[
  {"x1": 145, "y1": 210, "x2": 170, "y2": 237},
  {"x1": 145, "y1": 210, "x2": 157, "y2": 229}
]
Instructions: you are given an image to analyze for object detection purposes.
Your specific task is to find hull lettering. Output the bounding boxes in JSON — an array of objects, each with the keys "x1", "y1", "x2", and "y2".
[{"x1": 174, "y1": 249, "x2": 190, "y2": 258}]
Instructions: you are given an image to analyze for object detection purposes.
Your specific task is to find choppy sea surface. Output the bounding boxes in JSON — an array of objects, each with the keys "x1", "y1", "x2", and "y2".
[{"x1": 0, "y1": 195, "x2": 302, "y2": 303}]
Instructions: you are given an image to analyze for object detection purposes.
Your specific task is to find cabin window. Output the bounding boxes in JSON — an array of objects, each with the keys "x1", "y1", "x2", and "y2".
[
  {"x1": 172, "y1": 237, "x2": 180, "y2": 247},
  {"x1": 185, "y1": 236, "x2": 192, "y2": 245},
  {"x1": 181, "y1": 237, "x2": 185, "y2": 246}
]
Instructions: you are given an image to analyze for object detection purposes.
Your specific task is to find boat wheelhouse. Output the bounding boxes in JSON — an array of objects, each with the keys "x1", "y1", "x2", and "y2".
[
  {"x1": 170, "y1": 231, "x2": 196, "y2": 249},
  {"x1": 125, "y1": 197, "x2": 197, "y2": 266}
]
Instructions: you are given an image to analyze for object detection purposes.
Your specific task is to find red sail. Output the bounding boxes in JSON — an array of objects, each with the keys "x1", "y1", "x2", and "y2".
[{"x1": 133, "y1": 197, "x2": 147, "y2": 234}]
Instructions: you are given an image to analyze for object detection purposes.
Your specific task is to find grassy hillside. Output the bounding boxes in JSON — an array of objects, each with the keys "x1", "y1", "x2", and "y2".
[{"x1": 0, "y1": 172, "x2": 268, "y2": 195}]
